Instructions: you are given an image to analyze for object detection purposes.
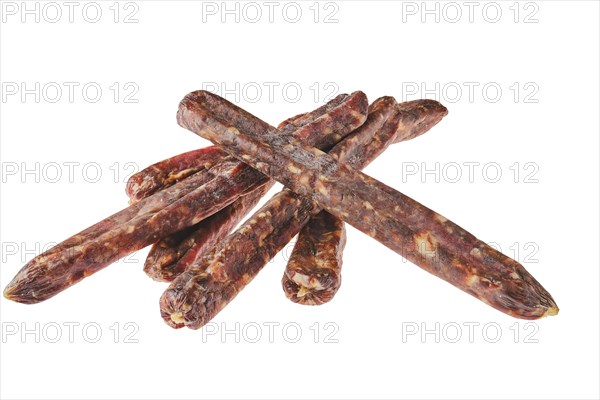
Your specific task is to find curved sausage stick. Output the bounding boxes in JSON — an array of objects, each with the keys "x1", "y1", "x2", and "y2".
[{"x1": 283, "y1": 99, "x2": 449, "y2": 305}]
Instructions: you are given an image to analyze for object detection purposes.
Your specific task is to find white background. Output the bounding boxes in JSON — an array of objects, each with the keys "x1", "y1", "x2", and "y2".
[{"x1": 0, "y1": 1, "x2": 598, "y2": 399}]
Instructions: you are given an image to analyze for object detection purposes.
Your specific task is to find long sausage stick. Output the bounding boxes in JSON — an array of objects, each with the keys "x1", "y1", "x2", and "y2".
[
  {"x1": 173, "y1": 90, "x2": 558, "y2": 322},
  {"x1": 3, "y1": 93, "x2": 368, "y2": 303}
]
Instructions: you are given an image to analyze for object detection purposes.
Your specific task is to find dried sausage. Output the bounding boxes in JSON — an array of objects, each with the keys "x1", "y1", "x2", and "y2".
[
  {"x1": 174, "y1": 90, "x2": 557, "y2": 322},
  {"x1": 3, "y1": 93, "x2": 367, "y2": 303}
]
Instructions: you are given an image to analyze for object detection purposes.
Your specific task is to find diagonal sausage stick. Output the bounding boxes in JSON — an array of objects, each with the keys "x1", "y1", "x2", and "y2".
[
  {"x1": 3, "y1": 93, "x2": 368, "y2": 303},
  {"x1": 174, "y1": 90, "x2": 558, "y2": 321}
]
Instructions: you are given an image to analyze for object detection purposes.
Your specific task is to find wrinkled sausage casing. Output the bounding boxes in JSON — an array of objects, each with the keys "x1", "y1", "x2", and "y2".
[
  {"x1": 3, "y1": 93, "x2": 368, "y2": 303},
  {"x1": 174, "y1": 90, "x2": 557, "y2": 322}
]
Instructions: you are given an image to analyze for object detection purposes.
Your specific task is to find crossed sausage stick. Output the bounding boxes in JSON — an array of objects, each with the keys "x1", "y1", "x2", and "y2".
[{"x1": 162, "y1": 90, "x2": 558, "y2": 329}]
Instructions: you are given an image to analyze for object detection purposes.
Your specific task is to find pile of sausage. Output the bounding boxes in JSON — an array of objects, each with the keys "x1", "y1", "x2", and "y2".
[{"x1": 3, "y1": 91, "x2": 559, "y2": 329}]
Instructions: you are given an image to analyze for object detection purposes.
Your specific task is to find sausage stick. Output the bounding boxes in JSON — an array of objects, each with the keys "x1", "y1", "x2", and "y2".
[
  {"x1": 3, "y1": 93, "x2": 368, "y2": 303},
  {"x1": 174, "y1": 90, "x2": 558, "y2": 321}
]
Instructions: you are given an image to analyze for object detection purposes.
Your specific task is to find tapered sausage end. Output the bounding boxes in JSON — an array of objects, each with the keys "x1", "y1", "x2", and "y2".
[
  {"x1": 471, "y1": 262, "x2": 559, "y2": 320},
  {"x1": 394, "y1": 99, "x2": 448, "y2": 143},
  {"x1": 4, "y1": 258, "x2": 76, "y2": 304}
]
